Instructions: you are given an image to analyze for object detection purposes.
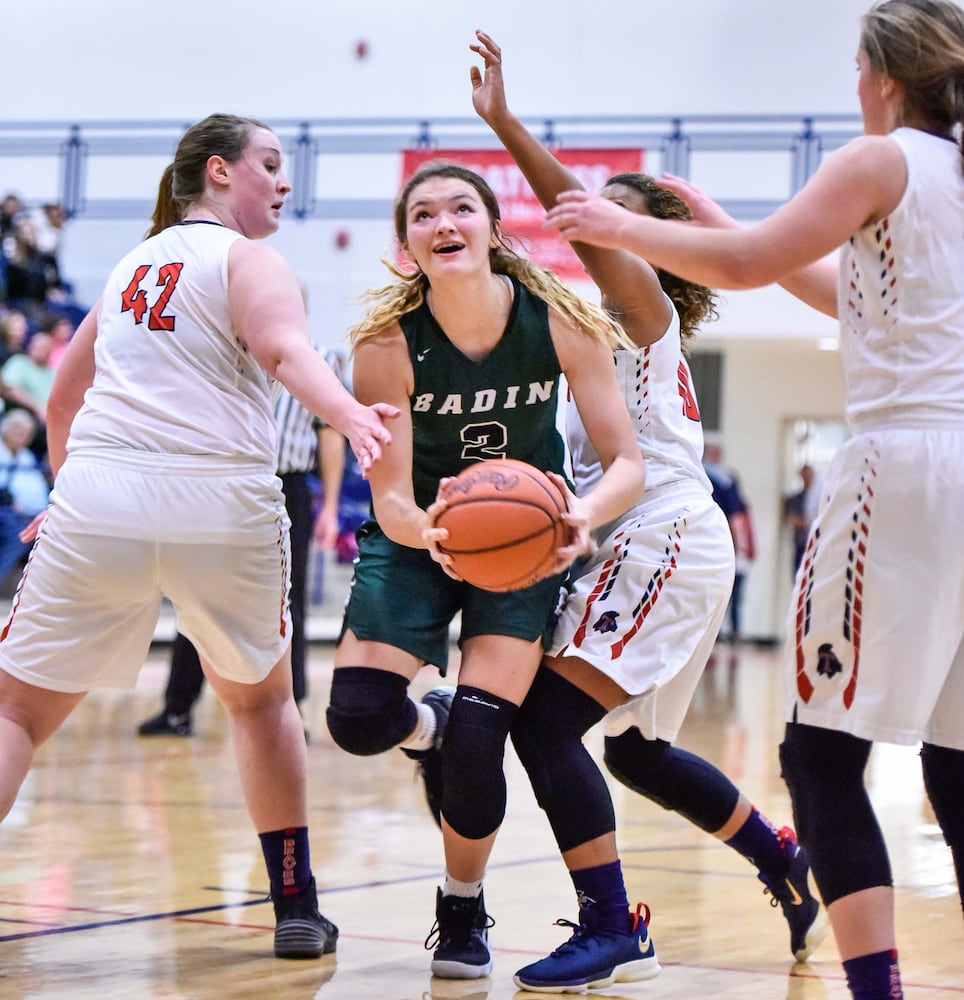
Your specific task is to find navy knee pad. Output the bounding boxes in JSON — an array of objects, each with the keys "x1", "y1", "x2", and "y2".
[
  {"x1": 921, "y1": 742, "x2": 964, "y2": 907},
  {"x1": 604, "y1": 728, "x2": 739, "y2": 833},
  {"x1": 780, "y1": 722, "x2": 891, "y2": 905},
  {"x1": 441, "y1": 685, "x2": 517, "y2": 840},
  {"x1": 326, "y1": 666, "x2": 416, "y2": 756},
  {"x1": 512, "y1": 667, "x2": 607, "y2": 749},
  {"x1": 511, "y1": 668, "x2": 614, "y2": 852}
]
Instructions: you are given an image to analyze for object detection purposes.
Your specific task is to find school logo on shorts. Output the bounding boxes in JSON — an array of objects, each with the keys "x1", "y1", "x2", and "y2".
[
  {"x1": 815, "y1": 642, "x2": 843, "y2": 679},
  {"x1": 592, "y1": 610, "x2": 620, "y2": 634}
]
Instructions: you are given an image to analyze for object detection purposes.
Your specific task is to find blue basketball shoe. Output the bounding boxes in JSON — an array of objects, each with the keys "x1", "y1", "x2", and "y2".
[
  {"x1": 513, "y1": 901, "x2": 661, "y2": 993},
  {"x1": 760, "y1": 827, "x2": 829, "y2": 962}
]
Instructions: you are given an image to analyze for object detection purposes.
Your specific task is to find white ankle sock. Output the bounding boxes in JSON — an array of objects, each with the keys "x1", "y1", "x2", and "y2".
[
  {"x1": 443, "y1": 873, "x2": 484, "y2": 899},
  {"x1": 400, "y1": 701, "x2": 436, "y2": 752}
]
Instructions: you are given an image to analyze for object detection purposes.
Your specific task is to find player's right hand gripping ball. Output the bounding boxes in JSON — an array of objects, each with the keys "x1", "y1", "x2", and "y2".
[{"x1": 433, "y1": 459, "x2": 568, "y2": 591}]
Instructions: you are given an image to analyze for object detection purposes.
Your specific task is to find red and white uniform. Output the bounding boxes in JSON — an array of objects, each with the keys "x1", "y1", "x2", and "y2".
[
  {"x1": 785, "y1": 128, "x2": 964, "y2": 750},
  {"x1": 0, "y1": 222, "x2": 292, "y2": 691},
  {"x1": 549, "y1": 298, "x2": 734, "y2": 741}
]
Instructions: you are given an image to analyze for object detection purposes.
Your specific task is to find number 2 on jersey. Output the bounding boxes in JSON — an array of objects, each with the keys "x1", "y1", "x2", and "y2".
[{"x1": 121, "y1": 262, "x2": 184, "y2": 331}]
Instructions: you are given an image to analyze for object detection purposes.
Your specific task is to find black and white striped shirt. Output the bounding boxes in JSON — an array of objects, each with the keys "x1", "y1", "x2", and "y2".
[{"x1": 274, "y1": 388, "x2": 319, "y2": 476}]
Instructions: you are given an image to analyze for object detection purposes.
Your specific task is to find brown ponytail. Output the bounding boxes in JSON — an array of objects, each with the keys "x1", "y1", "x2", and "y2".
[{"x1": 146, "y1": 164, "x2": 180, "y2": 238}]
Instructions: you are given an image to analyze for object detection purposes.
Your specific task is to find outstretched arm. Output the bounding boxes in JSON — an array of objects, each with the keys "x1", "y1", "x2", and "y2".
[
  {"x1": 470, "y1": 30, "x2": 670, "y2": 346},
  {"x1": 658, "y1": 173, "x2": 839, "y2": 318},
  {"x1": 545, "y1": 135, "x2": 907, "y2": 297},
  {"x1": 228, "y1": 240, "x2": 398, "y2": 472}
]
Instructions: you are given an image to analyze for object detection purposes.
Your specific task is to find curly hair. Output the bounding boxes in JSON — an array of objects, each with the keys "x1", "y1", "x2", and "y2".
[
  {"x1": 605, "y1": 172, "x2": 720, "y2": 346},
  {"x1": 350, "y1": 161, "x2": 633, "y2": 352}
]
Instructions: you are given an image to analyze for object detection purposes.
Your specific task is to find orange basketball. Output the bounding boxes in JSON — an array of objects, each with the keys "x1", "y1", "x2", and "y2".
[{"x1": 434, "y1": 459, "x2": 568, "y2": 592}]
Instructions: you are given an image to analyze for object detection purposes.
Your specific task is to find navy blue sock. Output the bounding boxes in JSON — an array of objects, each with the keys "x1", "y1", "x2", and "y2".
[
  {"x1": 725, "y1": 807, "x2": 789, "y2": 883},
  {"x1": 259, "y1": 826, "x2": 312, "y2": 899},
  {"x1": 843, "y1": 949, "x2": 903, "y2": 1000},
  {"x1": 571, "y1": 860, "x2": 630, "y2": 933}
]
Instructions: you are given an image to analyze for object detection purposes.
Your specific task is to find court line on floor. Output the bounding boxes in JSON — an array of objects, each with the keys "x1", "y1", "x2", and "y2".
[{"x1": 0, "y1": 844, "x2": 723, "y2": 943}]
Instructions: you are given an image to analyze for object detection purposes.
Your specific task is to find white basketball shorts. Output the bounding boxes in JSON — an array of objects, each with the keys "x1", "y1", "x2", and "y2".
[
  {"x1": 0, "y1": 452, "x2": 292, "y2": 692},
  {"x1": 549, "y1": 482, "x2": 735, "y2": 741},
  {"x1": 785, "y1": 423, "x2": 964, "y2": 750}
]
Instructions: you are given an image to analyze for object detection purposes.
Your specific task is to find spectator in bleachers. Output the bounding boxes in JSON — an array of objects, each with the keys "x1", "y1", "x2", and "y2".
[
  {"x1": 0, "y1": 309, "x2": 29, "y2": 367},
  {"x1": 1, "y1": 330, "x2": 55, "y2": 459},
  {"x1": 0, "y1": 193, "x2": 24, "y2": 260},
  {"x1": 0, "y1": 409, "x2": 50, "y2": 587},
  {"x1": 4, "y1": 217, "x2": 72, "y2": 324},
  {"x1": 30, "y1": 202, "x2": 67, "y2": 257},
  {"x1": 41, "y1": 312, "x2": 75, "y2": 368}
]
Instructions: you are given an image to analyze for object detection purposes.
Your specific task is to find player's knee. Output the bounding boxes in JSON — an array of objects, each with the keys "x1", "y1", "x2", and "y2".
[
  {"x1": 921, "y1": 742, "x2": 964, "y2": 845},
  {"x1": 442, "y1": 686, "x2": 517, "y2": 839},
  {"x1": 326, "y1": 666, "x2": 415, "y2": 756},
  {"x1": 604, "y1": 728, "x2": 673, "y2": 804},
  {"x1": 779, "y1": 721, "x2": 869, "y2": 812},
  {"x1": 510, "y1": 670, "x2": 615, "y2": 849},
  {"x1": 780, "y1": 722, "x2": 890, "y2": 904},
  {"x1": 511, "y1": 667, "x2": 604, "y2": 774}
]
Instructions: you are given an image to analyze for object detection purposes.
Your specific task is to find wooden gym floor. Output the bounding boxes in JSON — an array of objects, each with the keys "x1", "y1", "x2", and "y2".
[{"x1": 0, "y1": 563, "x2": 960, "y2": 999}]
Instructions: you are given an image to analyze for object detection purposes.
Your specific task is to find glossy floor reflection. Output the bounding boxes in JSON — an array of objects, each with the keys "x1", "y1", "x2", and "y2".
[{"x1": 0, "y1": 635, "x2": 960, "y2": 999}]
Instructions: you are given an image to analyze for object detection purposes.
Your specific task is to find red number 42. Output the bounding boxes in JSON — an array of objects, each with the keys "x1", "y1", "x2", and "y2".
[{"x1": 120, "y1": 262, "x2": 183, "y2": 331}]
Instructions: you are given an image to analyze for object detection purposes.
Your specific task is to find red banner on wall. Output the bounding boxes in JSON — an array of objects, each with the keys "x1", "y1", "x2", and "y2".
[{"x1": 400, "y1": 147, "x2": 644, "y2": 282}]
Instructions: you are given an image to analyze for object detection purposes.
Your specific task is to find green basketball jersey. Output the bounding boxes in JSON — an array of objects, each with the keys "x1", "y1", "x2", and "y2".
[{"x1": 400, "y1": 275, "x2": 566, "y2": 510}]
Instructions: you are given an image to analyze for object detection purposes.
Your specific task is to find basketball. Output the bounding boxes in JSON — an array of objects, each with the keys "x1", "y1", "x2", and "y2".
[{"x1": 433, "y1": 459, "x2": 568, "y2": 592}]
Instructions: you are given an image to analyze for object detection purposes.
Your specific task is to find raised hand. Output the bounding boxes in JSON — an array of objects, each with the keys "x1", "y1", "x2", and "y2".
[{"x1": 469, "y1": 30, "x2": 509, "y2": 125}]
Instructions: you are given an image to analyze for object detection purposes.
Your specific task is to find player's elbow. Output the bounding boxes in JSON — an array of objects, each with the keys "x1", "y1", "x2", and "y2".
[{"x1": 717, "y1": 250, "x2": 771, "y2": 290}]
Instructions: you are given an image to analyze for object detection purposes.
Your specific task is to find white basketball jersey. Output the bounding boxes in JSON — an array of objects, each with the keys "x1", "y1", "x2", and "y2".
[
  {"x1": 838, "y1": 128, "x2": 964, "y2": 427},
  {"x1": 566, "y1": 297, "x2": 711, "y2": 504},
  {"x1": 68, "y1": 221, "x2": 279, "y2": 468}
]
